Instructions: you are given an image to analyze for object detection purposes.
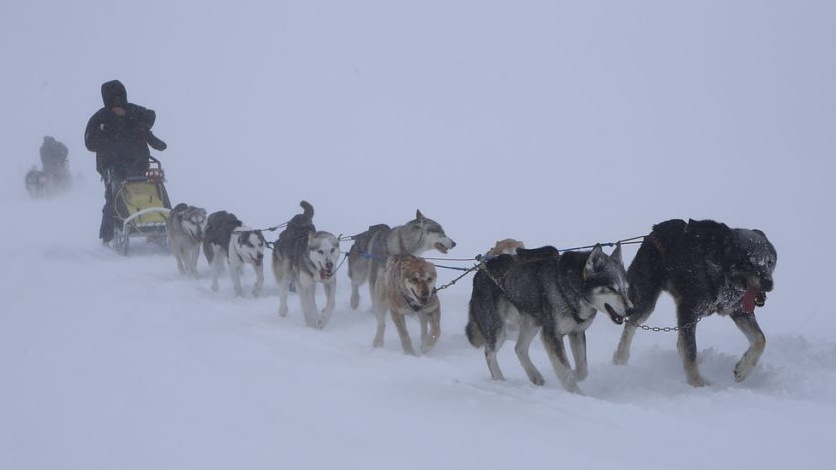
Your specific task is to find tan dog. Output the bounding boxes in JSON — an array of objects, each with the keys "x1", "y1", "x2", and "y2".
[
  {"x1": 372, "y1": 254, "x2": 441, "y2": 355},
  {"x1": 485, "y1": 238, "x2": 525, "y2": 258}
]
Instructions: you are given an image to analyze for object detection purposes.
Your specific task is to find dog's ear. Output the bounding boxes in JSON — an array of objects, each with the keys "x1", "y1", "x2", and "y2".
[
  {"x1": 611, "y1": 242, "x2": 623, "y2": 265},
  {"x1": 416, "y1": 210, "x2": 424, "y2": 220},
  {"x1": 752, "y1": 228, "x2": 766, "y2": 237},
  {"x1": 584, "y1": 244, "x2": 605, "y2": 279}
]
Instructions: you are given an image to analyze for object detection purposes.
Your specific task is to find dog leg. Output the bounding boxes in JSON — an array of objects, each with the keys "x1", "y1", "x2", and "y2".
[
  {"x1": 391, "y1": 311, "x2": 417, "y2": 356},
  {"x1": 187, "y1": 245, "x2": 200, "y2": 277},
  {"x1": 210, "y1": 248, "x2": 222, "y2": 292},
  {"x1": 540, "y1": 326, "x2": 582, "y2": 394},
  {"x1": 299, "y1": 278, "x2": 318, "y2": 328},
  {"x1": 677, "y1": 315, "x2": 708, "y2": 387},
  {"x1": 485, "y1": 346, "x2": 506, "y2": 381},
  {"x1": 175, "y1": 248, "x2": 187, "y2": 275},
  {"x1": 731, "y1": 312, "x2": 766, "y2": 383},
  {"x1": 613, "y1": 299, "x2": 658, "y2": 365},
  {"x1": 230, "y1": 259, "x2": 244, "y2": 297},
  {"x1": 419, "y1": 308, "x2": 441, "y2": 353},
  {"x1": 276, "y1": 261, "x2": 290, "y2": 317},
  {"x1": 372, "y1": 304, "x2": 387, "y2": 348},
  {"x1": 252, "y1": 262, "x2": 264, "y2": 297},
  {"x1": 350, "y1": 281, "x2": 362, "y2": 310},
  {"x1": 515, "y1": 321, "x2": 545, "y2": 386},
  {"x1": 316, "y1": 279, "x2": 337, "y2": 329},
  {"x1": 569, "y1": 331, "x2": 588, "y2": 382}
]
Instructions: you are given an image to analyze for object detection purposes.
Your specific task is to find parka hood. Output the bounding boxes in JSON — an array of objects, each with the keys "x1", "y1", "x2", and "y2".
[{"x1": 101, "y1": 80, "x2": 127, "y2": 108}]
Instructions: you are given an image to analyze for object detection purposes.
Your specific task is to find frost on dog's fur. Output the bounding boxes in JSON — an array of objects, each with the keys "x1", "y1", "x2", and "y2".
[{"x1": 613, "y1": 219, "x2": 777, "y2": 387}]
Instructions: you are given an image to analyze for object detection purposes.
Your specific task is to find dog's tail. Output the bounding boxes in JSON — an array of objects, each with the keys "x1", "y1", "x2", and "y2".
[
  {"x1": 203, "y1": 237, "x2": 214, "y2": 264},
  {"x1": 465, "y1": 271, "x2": 505, "y2": 349},
  {"x1": 300, "y1": 200, "x2": 314, "y2": 220},
  {"x1": 465, "y1": 321, "x2": 485, "y2": 348}
]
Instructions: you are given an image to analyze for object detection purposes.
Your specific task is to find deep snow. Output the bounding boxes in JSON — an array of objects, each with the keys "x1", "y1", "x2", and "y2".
[{"x1": 2, "y1": 1, "x2": 836, "y2": 469}]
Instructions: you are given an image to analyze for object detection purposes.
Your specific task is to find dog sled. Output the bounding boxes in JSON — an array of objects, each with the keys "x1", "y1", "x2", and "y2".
[{"x1": 108, "y1": 156, "x2": 172, "y2": 255}]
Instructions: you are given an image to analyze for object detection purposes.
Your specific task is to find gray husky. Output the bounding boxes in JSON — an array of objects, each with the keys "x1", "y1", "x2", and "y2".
[
  {"x1": 272, "y1": 201, "x2": 341, "y2": 329},
  {"x1": 347, "y1": 210, "x2": 456, "y2": 311},
  {"x1": 203, "y1": 211, "x2": 266, "y2": 297},
  {"x1": 613, "y1": 219, "x2": 777, "y2": 387},
  {"x1": 466, "y1": 244, "x2": 632, "y2": 394},
  {"x1": 167, "y1": 203, "x2": 207, "y2": 277}
]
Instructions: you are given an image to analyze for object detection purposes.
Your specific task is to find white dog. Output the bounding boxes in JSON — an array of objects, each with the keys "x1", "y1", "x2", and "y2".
[
  {"x1": 203, "y1": 210, "x2": 265, "y2": 297},
  {"x1": 272, "y1": 201, "x2": 341, "y2": 328},
  {"x1": 166, "y1": 203, "x2": 208, "y2": 277}
]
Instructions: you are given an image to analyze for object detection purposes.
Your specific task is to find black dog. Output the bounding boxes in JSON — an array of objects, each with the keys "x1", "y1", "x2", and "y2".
[{"x1": 613, "y1": 219, "x2": 777, "y2": 386}]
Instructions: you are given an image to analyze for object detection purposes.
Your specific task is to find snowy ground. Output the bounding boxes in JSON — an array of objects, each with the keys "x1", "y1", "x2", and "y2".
[
  {"x1": 3, "y1": 1, "x2": 836, "y2": 469},
  {"x1": 2, "y1": 178, "x2": 835, "y2": 470}
]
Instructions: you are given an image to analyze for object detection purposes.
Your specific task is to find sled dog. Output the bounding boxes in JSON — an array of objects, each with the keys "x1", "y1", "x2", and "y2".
[
  {"x1": 203, "y1": 210, "x2": 266, "y2": 297},
  {"x1": 272, "y1": 201, "x2": 341, "y2": 328},
  {"x1": 613, "y1": 219, "x2": 777, "y2": 387},
  {"x1": 373, "y1": 254, "x2": 441, "y2": 355},
  {"x1": 483, "y1": 238, "x2": 526, "y2": 258},
  {"x1": 348, "y1": 210, "x2": 455, "y2": 310},
  {"x1": 466, "y1": 244, "x2": 631, "y2": 394},
  {"x1": 167, "y1": 203, "x2": 207, "y2": 277}
]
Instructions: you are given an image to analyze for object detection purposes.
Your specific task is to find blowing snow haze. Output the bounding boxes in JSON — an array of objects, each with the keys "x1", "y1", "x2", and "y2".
[{"x1": 2, "y1": 1, "x2": 835, "y2": 469}]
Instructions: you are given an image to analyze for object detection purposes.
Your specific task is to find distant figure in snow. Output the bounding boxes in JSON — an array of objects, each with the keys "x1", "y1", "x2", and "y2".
[
  {"x1": 39, "y1": 135, "x2": 69, "y2": 178},
  {"x1": 84, "y1": 80, "x2": 167, "y2": 244}
]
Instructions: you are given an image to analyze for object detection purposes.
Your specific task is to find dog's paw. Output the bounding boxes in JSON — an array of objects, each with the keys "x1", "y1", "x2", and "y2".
[
  {"x1": 734, "y1": 360, "x2": 755, "y2": 383},
  {"x1": 210, "y1": 282, "x2": 219, "y2": 292},
  {"x1": 528, "y1": 371, "x2": 546, "y2": 386},
  {"x1": 686, "y1": 375, "x2": 709, "y2": 388},
  {"x1": 612, "y1": 350, "x2": 630, "y2": 365},
  {"x1": 372, "y1": 337, "x2": 384, "y2": 348}
]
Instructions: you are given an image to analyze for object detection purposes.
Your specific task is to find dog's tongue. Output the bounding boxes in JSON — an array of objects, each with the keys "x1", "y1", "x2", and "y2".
[{"x1": 742, "y1": 288, "x2": 758, "y2": 314}]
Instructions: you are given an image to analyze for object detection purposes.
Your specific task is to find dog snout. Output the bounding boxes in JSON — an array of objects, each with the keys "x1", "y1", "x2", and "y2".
[
  {"x1": 325, "y1": 261, "x2": 334, "y2": 271},
  {"x1": 761, "y1": 277, "x2": 774, "y2": 292},
  {"x1": 450, "y1": 240, "x2": 457, "y2": 249}
]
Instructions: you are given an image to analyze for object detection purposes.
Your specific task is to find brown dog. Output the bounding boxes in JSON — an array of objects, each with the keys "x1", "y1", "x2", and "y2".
[
  {"x1": 372, "y1": 254, "x2": 441, "y2": 355},
  {"x1": 484, "y1": 238, "x2": 525, "y2": 258}
]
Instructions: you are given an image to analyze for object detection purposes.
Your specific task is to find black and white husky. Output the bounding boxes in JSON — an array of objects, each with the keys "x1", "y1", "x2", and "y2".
[
  {"x1": 166, "y1": 203, "x2": 207, "y2": 277},
  {"x1": 613, "y1": 219, "x2": 777, "y2": 387},
  {"x1": 203, "y1": 210, "x2": 266, "y2": 297},
  {"x1": 466, "y1": 244, "x2": 632, "y2": 394},
  {"x1": 272, "y1": 201, "x2": 341, "y2": 329},
  {"x1": 347, "y1": 210, "x2": 456, "y2": 311}
]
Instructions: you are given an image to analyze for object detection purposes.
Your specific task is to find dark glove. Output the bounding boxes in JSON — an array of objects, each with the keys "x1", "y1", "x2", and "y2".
[{"x1": 147, "y1": 131, "x2": 167, "y2": 151}]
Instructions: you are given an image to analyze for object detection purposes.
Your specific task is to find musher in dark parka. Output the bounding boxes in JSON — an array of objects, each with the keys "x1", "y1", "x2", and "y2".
[{"x1": 84, "y1": 80, "x2": 167, "y2": 243}]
